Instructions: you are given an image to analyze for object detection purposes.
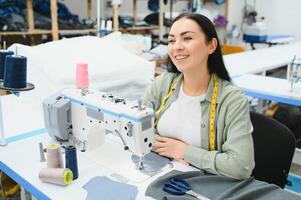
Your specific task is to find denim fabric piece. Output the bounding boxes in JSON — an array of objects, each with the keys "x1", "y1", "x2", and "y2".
[
  {"x1": 131, "y1": 151, "x2": 171, "y2": 176},
  {"x1": 83, "y1": 176, "x2": 138, "y2": 200}
]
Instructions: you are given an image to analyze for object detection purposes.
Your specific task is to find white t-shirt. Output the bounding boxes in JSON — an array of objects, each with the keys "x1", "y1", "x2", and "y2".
[{"x1": 157, "y1": 83, "x2": 206, "y2": 147}]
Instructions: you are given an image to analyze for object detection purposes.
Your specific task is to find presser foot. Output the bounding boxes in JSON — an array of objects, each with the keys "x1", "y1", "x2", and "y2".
[
  {"x1": 80, "y1": 88, "x2": 88, "y2": 96},
  {"x1": 138, "y1": 157, "x2": 144, "y2": 170}
]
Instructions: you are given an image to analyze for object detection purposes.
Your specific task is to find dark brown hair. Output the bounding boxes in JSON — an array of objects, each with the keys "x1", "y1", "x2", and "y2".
[{"x1": 167, "y1": 13, "x2": 231, "y2": 81}]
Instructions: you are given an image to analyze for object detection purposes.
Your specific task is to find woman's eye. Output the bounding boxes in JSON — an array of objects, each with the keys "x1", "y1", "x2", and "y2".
[
  {"x1": 168, "y1": 40, "x2": 175, "y2": 44},
  {"x1": 184, "y1": 37, "x2": 192, "y2": 41}
]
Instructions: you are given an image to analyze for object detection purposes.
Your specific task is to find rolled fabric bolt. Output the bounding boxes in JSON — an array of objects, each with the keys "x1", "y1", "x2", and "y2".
[
  {"x1": 106, "y1": 20, "x2": 112, "y2": 32},
  {"x1": 99, "y1": 20, "x2": 107, "y2": 37},
  {"x1": 75, "y1": 63, "x2": 89, "y2": 89},
  {"x1": 39, "y1": 168, "x2": 73, "y2": 186},
  {"x1": 46, "y1": 144, "x2": 63, "y2": 168},
  {"x1": 101, "y1": 19, "x2": 106, "y2": 30},
  {"x1": 65, "y1": 145, "x2": 78, "y2": 180}
]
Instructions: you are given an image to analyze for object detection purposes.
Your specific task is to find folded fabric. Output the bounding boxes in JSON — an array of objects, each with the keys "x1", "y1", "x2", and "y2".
[
  {"x1": 146, "y1": 170, "x2": 301, "y2": 200},
  {"x1": 83, "y1": 176, "x2": 138, "y2": 200}
]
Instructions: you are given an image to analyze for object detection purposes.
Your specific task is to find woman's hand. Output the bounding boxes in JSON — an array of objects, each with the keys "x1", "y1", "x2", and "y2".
[{"x1": 153, "y1": 135, "x2": 188, "y2": 160}]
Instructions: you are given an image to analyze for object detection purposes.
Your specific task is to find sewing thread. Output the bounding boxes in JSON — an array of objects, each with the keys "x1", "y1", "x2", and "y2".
[
  {"x1": 76, "y1": 63, "x2": 89, "y2": 89},
  {"x1": 3, "y1": 55, "x2": 27, "y2": 88},
  {"x1": 65, "y1": 145, "x2": 79, "y2": 180},
  {"x1": 0, "y1": 50, "x2": 13, "y2": 80},
  {"x1": 46, "y1": 144, "x2": 64, "y2": 168},
  {"x1": 39, "y1": 168, "x2": 73, "y2": 186}
]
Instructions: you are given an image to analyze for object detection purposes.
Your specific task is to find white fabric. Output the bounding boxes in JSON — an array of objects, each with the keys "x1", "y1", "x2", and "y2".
[
  {"x1": 2, "y1": 33, "x2": 155, "y2": 141},
  {"x1": 8, "y1": 33, "x2": 155, "y2": 101},
  {"x1": 157, "y1": 83, "x2": 206, "y2": 147}
]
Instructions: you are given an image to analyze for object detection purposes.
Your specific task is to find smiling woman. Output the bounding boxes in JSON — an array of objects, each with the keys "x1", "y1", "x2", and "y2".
[
  {"x1": 168, "y1": 19, "x2": 215, "y2": 79},
  {"x1": 142, "y1": 13, "x2": 255, "y2": 180}
]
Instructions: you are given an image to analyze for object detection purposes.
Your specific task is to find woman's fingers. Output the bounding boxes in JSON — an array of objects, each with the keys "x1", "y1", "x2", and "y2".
[
  {"x1": 152, "y1": 141, "x2": 166, "y2": 148},
  {"x1": 153, "y1": 136, "x2": 188, "y2": 160},
  {"x1": 155, "y1": 135, "x2": 169, "y2": 142},
  {"x1": 155, "y1": 147, "x2": 167, "y2": 154}
]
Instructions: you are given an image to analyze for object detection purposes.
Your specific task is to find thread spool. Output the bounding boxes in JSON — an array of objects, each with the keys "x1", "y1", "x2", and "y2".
[
  {"x1": 3, "y1": 55, "x2": 27, "y2": 88},
  {"x1": 46, "y1": 144, "x2": 64, "y2": 168},
  {"x1": 39, "y1": 168, "x2": 73, "y2": 186},
  {"x1": 75, "y1": 63, "x2": 89, "y2": 89},
  {"x1": 65, "y1": 145, "x2": 78, "y2": 180},
  {"x1": 0, "y1": 50, "x2": 13, "y2": 80}
]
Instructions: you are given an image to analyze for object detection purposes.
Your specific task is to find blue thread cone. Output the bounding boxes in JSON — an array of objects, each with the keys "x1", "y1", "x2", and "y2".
[
  {"x1": 4, "y1": 55, "x2": 27, "y2": 88},
  {"x1": 65, "y1": 145, "x2": 78, "y2": 180},
  {"x1": 0, "y1": 51, "x2": 14, "y2": 80}
]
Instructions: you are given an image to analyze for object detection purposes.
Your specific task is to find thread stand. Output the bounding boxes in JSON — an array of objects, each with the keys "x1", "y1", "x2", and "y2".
[
  {"x1": 0, "y1": 92, "x2": 7, "y2": 146},
  {"x1": 0, "y1": 83, "x2": 35, "y2": 147}
]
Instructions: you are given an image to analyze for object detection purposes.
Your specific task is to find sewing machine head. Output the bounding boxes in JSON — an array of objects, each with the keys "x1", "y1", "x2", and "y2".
[
  {"x1": 42, "y1": 88, "x2": 155, "y2": 159},
  {"x1": 287, "y1": 57, "x2": 301, "y2": 91}
]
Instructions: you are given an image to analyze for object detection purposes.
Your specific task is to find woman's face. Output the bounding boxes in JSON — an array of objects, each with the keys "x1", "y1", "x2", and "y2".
[{"x1": 168, "y1": 18, "x2": 215, "y2": 73}]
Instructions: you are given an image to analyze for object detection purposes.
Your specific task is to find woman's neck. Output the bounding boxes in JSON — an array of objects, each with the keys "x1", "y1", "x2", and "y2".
[{"x1": 182, "y1": 67, "x2": 211, "y2": 96}]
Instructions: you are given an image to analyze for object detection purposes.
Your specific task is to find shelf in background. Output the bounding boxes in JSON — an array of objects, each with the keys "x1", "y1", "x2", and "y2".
[
  {"x1": 0, "y1": 30, "x2": 51, "y2": 36},
  {"x1": 119, "y1": 26, "x2": 159, "y2": 31},
  {"x1": 0, "y1": 29, "x2": 97, "y2": 36}
]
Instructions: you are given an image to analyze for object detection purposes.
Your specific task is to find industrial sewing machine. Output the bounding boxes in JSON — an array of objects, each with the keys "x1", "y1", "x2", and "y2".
[
  {"x1": 287, "y1": 57, "x2": 301, "y2": 91},
  {"x1": 42, "y1": 88, "x2": 155, "y2": 169},
  {"x1": 242, "y1": 1, "x2": 268, "y2": 47},
  {"x1": 243, "y1": 22, "x2": 268, "y2": 43}
]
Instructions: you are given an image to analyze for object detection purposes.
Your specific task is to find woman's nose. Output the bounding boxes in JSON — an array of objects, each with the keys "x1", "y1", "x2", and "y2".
[{"x1": 173, "y1": 40, "x2": 184, "y2": 50}]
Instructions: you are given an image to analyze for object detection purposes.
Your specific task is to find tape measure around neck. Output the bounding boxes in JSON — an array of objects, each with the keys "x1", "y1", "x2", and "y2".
[
  {"x1": 154, "y1": 80, "x2": 177, "y2": 126},
  {"x1": 154, "y1": 74, "x2": 219, "y2": 151},
  {"x1": 209, "y1": 74, "x2": 219, "y2": 151}
]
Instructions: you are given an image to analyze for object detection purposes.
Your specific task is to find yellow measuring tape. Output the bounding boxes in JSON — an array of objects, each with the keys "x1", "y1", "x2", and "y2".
[
  {"x1": 209, "y1": 74, "x2": 218, "y2": 151},
  {"x1": 155, "y1": 74, "x2": 219, "y2": 151},
  {"x1": 154, "y1": 80, "x2": 177, "y2": 126}
]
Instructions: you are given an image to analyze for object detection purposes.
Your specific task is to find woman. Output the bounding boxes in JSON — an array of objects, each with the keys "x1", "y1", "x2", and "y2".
[{"x1": 142, "y1": 13, "x2": 255, "y2": 180}]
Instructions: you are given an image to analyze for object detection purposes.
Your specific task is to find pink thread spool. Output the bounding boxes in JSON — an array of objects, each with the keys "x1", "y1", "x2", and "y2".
[
  {"x1": 39, "y1": 168, "x2": 73, "y2": 186},
  {"x1": 76, "y1": 63, "x2": 89, "y2": 89},
  {"x1": 46, "y1": 144, "x2": 63, "y2": 168}
]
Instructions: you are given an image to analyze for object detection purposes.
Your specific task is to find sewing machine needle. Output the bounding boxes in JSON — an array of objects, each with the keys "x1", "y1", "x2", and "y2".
[{"x1": 138, "y1": 156, "x2": 144, "y2": 170}]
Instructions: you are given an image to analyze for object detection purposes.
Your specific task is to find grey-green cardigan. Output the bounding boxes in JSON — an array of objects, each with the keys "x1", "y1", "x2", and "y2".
[{"x1": 142, "y1": 72, "x2": 255, "y2": 180}]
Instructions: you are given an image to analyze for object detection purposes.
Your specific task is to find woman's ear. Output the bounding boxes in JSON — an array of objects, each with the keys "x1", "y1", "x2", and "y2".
[{"x1": 208, "y1": 38, "x2": 218, "y2": 54}]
